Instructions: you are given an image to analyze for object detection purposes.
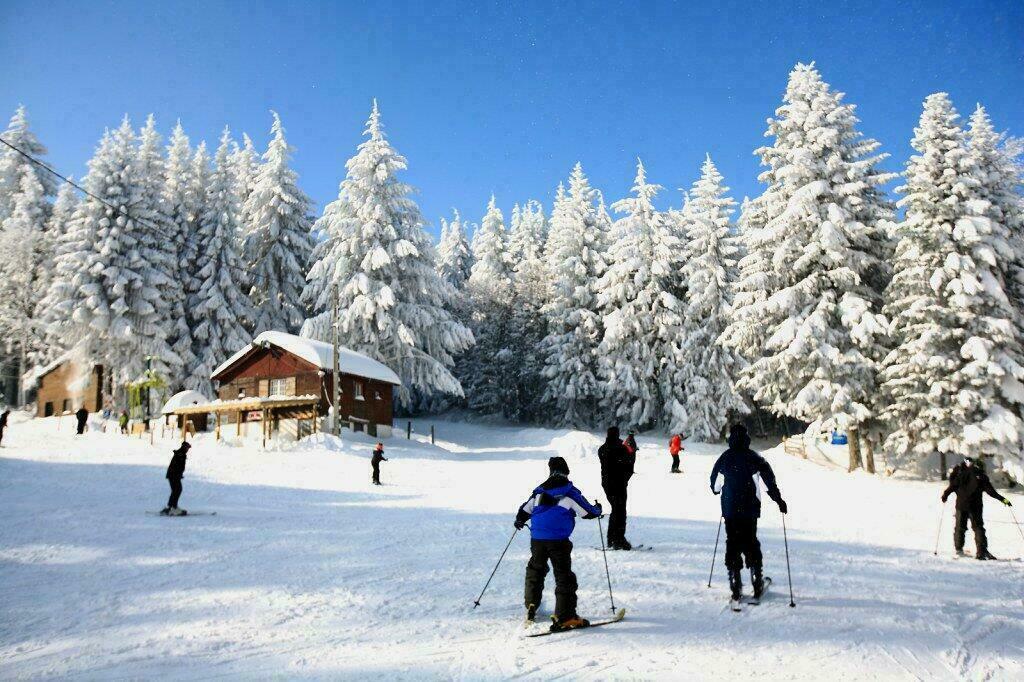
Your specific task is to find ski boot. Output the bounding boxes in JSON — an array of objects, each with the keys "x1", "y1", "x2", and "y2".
[
  {"x1": 526, "y1": 603, "x2": 538, "y2": 623},
  {"x1": 976, "y1": 551, "x2": 997, "y2": 561},
  {"x1": 751, "y1": 566, "x2": 765, "y2": 600},
  {"x1": 616, "y1": 538, "x2": 633, "y2": 551},
  {"x1": 954, "y1": 548, "x2": 966, "y2": 558},
  {"x1": 728, "y1": 569, "x2": 742, "y2": 601},
  {"x1": 159, "y1": 507, "x2": 171, "y2": 516},
  {"x1": 168, "y1": 508, "x2": 188, "y2": 516},
  {"x1": 550, "y1": 614, "x2": 590, "y2": 632}
]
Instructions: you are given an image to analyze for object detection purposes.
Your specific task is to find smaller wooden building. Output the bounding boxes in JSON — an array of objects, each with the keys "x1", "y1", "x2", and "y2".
[
  {"x1": 186, "y1": 331, "x2": 401, "y2": 442},
  {"x1": 24, "y1": 354, "x2": 104, "y2": 417}
]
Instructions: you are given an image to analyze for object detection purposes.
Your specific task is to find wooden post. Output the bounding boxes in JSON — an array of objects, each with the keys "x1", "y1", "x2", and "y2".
[
  {"x1": 215, "y1": 413, "x2": 221, "y2": 442},
  {"x1": 431, "y1": 424, "x2": 435, "y2": 444},
  {"x1": 939, "y1": 451, "x2": 948, "y2": 480},
  {"x1": 237, "y1": 411, "x2": 242, "y2": 437},
  {"x1": 262, "y1": 409, "x2": 268, "y2": 448},
  {"x1": 407, "y1": 421, "x2": 411, "y2": 439}
]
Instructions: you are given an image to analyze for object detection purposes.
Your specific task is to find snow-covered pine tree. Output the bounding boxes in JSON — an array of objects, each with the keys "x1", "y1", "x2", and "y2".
[
  {"x1": 242, "y1": 112, "x2": 313, "y2": 335},
  {"x1": 0, "y1": 170, "x2": 50, "y2": 383},
  {"x1": 134, "y1": 116, "x2": 183, "y2": 382},
  {"x1": 459, "y1": 195, "x2": 518, "y2": 416},
  {"x1": 161, "y1": 122, "x2": 201, "y2": 386},
  {"x1": 727, "y1": 63, "x2": 893, "y2": 439},
  {"x1": 541, "y1": 163, "x2": 608, "y2": 427},
  {"x1": 0, "y1": 106, "x2": 56, "y2": 222},
  {"x1": 667, "y1": 155, "x2": 747, "y2": 441},
  {"x1": 882, "y1": 95, "x2": 1024, "y2": 475},
  {"x1": 232, "y1": 133, "x2": 259, "y2": 224},
  {"x1": 597, "y1": 159, "x2": 684, "y2": 428},
  {"x1": 186, "y1": 128, "x2": 254, "y2": 395},
  {"x1": 507, "y1": 199, "x2": 550, "y2": 421},
  {"x1": 436, "y1": 209, "x2": 473, "y2": 290},
  {"x1": 301, "y1": 101, "x2": 473, "y2": 405},
  {"x1": 31, "y1": 179, "x2": 79, "y2": 364}
]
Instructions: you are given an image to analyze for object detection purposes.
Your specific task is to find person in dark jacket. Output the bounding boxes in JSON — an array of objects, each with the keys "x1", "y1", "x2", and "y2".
[
  {"x1": 371, "y1": 442, "x2": 387, "y2": 485},
  {"x1": 0, "y1": 408, "x2": 9, "y2": 447},
  {"x1": 515, "y1": 456, "x2": 602, "y2": 631},
  {"x1": 598, "y1": 426, "x2": 635, "y2": 550},
  {"x1": 710, "y1": 424, "x2": 787, "y2": 602},
  {"x1": 119, "y1": 410, "x2": 130, "y2": 435},
  {"x1": 161, "y1": 441, "x2": 191, "y2": 516},
  {"x1": 942, "y1": 457, "x2": 1011, "y2": 560},
  {"x1": 75, "y1": 406, "x2": 89, "y2": 435}
]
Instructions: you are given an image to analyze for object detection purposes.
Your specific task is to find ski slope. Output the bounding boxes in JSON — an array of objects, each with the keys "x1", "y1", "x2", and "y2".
[{"x1": 1, "y1": 415, "x2": 1022, "y2": 680}]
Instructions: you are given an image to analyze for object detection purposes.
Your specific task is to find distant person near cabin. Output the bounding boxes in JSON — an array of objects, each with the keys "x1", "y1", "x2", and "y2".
[
  {"x1": 941, "y1": 457, "x2": 1011, "y2": 560},
  {"x1": 371, "y1": 442, "x2": 387, "y2": 485},
  {"x1": 161, "y1": 441, "x2": 191, "y2": 516},
  {"x1": 119, "y1": 410, "x2": 130, "y2": 435},
  {"x1": 669, "y1": 433, "x2": 683, "y2": 473},
  {"x1": 0, "y1": 408, "x2": 9, "y2": 447},
  {"x1": 75, "y1": 407, "x2": 89, "y2": 435}
]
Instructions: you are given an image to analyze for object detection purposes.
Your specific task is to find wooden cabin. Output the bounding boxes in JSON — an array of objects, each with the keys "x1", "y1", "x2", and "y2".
[
  {"x1": 25, "y1": 355, "x2": 104, "y2": 418},
  {"x1": 195, "y1": 331, "x2": 400, "y2": 441}
]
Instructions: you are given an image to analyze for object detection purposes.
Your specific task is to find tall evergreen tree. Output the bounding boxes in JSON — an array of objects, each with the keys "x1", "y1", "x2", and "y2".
[
  {"x1": 242, "y1": 112, "x2": 314, "y2": 334},
  {"x1": 725, "y1": 63, "x2": 893, "y2": 435},
  {"x1": 0, "y1": 106, "x2": 56, "y2": 222},
  {"x1": 541, "y1": 163, "x2": 608, "y2": 426},
  {"x1": 436, "y1": 209, "x2": 473, "y2": 289},
  {"x1": 597, "y1": 160, "x2": 684, "y2": 428},
  {"x1": 187, "y1": 129, "x2": 254, "y2": 395},
  {"x1": 666, "y1": 156, "x2": 747, "y2": 440},
  {"x1": 301, "y1": 101, "x2": 473, "y2": 404}
]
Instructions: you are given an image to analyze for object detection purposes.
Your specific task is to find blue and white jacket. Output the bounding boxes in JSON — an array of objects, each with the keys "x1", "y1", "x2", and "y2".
[{"x1": 516, "y1": 474, "x2": 602, "y2": 541}]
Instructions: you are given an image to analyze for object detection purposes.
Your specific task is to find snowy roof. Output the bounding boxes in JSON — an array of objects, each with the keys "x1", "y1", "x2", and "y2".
[
  {"x1": 211, "y1": 331, "x2": 401, "y2": 385},
  {"x1": 21, "y1": 351, "x2": 75, "y2": 386},
  {"x1": 161, "y1": 390, "x2": 210, "y2": 415}
]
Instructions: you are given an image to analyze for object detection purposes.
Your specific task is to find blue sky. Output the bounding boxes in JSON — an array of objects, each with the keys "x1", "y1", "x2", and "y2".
[{"x1": 2, "y1": 0, "x2": 1021, "y2": 236}]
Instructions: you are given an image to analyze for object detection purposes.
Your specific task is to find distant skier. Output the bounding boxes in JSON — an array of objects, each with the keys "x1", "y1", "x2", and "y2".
[
  {"x1": 515, "y1": 456, "x2": 603, "y2": 631},
  {"x1": 119, "y1": 410, "x2": 130, "y2": 435},
  {"x1": 941, "y1": 456, "x2": 1012, "y2": 560},
  {"x1": 598, "y1": 426, "x2": 635, "y2": 550},
  {"x1": 371, "y1": 442, "x2": 387, "y2": 485},
  {"x1": 669, "y1": 433, "x2": 683, "y2": 473},
  {"x1": 161, "y1": 441, "x2": 191, "y2": 516},
  {"x1": 75, "y1": 406, "x2": 89, "y2": 435},
  {"x1": 710, "y1": 424, "x2": 787, "y2": 603},
  {"x1": 0, "y1": 408, "x2": 9, "y2": 446}
]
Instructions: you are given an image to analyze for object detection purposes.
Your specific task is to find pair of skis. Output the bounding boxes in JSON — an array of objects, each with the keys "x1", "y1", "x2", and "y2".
[
  {"x1": 729, "y1": 576, "x2": 772, "y2": 612},
  {"x1": 524, "y1": 608, "x2": 626, "y2": 638}
]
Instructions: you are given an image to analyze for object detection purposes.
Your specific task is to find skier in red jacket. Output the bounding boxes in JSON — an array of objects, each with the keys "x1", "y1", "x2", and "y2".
[{"x1": 669, "y1": 434, "x2": 683, "y2": 473}]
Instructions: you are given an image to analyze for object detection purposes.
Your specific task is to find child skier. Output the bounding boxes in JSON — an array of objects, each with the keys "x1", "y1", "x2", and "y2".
[
  {"x1": 669, "y1": 433, "x2": 683, "y2": 473},
  {"x1": 941, "y1": 456, "x2": 1012, "y2": 559},
  {"x1": 371, "y1": 442, "x2": 387, "y2": 485},
  {"x1": 515, "y1": 456, "x2": 603, "y2": 631},
  {"x1": 161, "y1": 441, "x2": 191, "y2": 516},
  {"x1": 710, "y1": 424, "x2": 787, "y2": 605}
]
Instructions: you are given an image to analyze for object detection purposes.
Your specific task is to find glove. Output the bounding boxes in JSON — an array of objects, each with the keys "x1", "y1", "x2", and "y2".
[
  {"x1": 941, "y1": 493, "x2": 949, "y2": 503},
  {"x1": 514, "y1": 519, "x2": 526, "y2": 530},
  {"x1": 1004, "y1": 499, "x2": 1013, "y2": 507},
  {"x1": 710, "y1": 486, "x2": 720, "y2": 496},
  {"x1": 778, "y1": 499, "x2": 788, "y2": 514}
]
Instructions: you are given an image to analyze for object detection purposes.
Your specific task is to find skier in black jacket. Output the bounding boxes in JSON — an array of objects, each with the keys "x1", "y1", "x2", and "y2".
[
  {"x1": 371, "y1": 442, "x2": 387, "y2": 485},
  {"x1": 598, "y1": 426, "x2": 635, "y2": 550},
  {"x1": 710, "y1": 424, "x2": 787, "y2": 602},
  {"x1": 941, "y1": 457, "x2": 1011, "y2": 560},
  {"x1": 161, "y1": 441, "x2": 191, "y2": 516},
  {"x1": 75, "y1": 407, "x2": 88, "y2": 435}
]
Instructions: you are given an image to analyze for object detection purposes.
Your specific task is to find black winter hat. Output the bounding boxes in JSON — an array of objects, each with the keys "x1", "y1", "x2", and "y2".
[
  {"x1": 607, "y1": 426, "x2": 620, "y2": 441},
  {"x1": 727, "y1": 424, "x2": 750, "y2": 450},
  {"x1": 548, "y1": 456, "x2": 570, "y2": 476}
]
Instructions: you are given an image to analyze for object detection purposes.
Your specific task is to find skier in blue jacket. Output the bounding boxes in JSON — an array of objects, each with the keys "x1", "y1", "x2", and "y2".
[
  {"x1": 515, "y1": 456, "x2": 602, "y2": 631},
  {"x1": 710, "y1": 424, "x2": 787, "y2": 602}
]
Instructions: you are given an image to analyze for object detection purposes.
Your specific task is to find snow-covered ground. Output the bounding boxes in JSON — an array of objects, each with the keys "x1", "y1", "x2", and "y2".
[{"x1": 1, "y1": 415, "x2": 1022, "y2": 680}]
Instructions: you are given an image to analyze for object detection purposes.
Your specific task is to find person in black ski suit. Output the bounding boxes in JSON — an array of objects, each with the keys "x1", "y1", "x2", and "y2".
[
  {"x1": 710, "y1": 424, "x2": 787, "y2": 601},
  {"x1": 598, "y1": 426, "x2": 635, "y2": 550},
  {"x1": 0, "y1": 408, "x2": 9, "y2": 446},
  {"x1": 515, "y1": 456, "x2": 602, "y2": 631},
  {"x1": 75, "y1": 406, "x2": 89, "y2": 435},
  {"x1": 941, "y1": 457, "x2": 1012, "y2": 560},
  {"x1": 371, "y1": 442, "x2": 387, "y2": 485},
  {"x1": 162, "y1": 441, "x2": 191, "y2": 515}
]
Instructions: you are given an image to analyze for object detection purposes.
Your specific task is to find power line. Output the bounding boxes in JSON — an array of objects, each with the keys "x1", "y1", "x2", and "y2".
[{"x1": 0, "y1": 135, "x2": 285, "y2": 289}]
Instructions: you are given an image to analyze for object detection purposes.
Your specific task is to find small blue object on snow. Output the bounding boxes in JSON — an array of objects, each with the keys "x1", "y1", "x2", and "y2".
[{"x1": 831, "y1": 430, "x2": 848, "y2": 445}]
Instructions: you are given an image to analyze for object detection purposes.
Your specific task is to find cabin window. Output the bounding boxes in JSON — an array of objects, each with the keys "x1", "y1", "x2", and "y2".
[
  {"x1": 62, "y1": 399, "x2": 71, "y2": 413},
  {"x1": 44, "y1": 401, "x2": 54, "y2": 417},
  {"x1": 269, "y1": 377, "x2": 289, "y2": 396},
  {"x1": 354, "y1": 381, "x2": 364, "y2": 400}
]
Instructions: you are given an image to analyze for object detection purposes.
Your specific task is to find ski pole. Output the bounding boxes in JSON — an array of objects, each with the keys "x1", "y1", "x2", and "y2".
[
  {"x1": 933, "y1": 500, "x2": 946, "y2": 556},
  {"x1": 596, "y1": 504, "x2": 616, "y2": 613},
  {"x1": 1009, "y1": 505, "x2": 1024, "y2": 546},
  {"x1": 782, "y1": 513, "x2": 796, "y2": 608},
  {"x1": 473, "y1": 526, "x2": 519, "y2": 609},
  {"x1": 707, "y1": 516, "x2": 723, "y2": 588}
]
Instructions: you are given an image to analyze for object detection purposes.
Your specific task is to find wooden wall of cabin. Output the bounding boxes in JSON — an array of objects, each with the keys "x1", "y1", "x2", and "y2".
[{"x1": 36, "y1": 363, "x2": 103, "y2": 417}]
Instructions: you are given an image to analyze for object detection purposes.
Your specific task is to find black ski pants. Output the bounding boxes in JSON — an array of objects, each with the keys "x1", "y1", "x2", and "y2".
[
  {"x1": 372, "y1": 463, "x2": 381, "y2": 485},
  {"x1": 524, "y1": 539, "x2": 577, "y2": 620},
  {"x1": 724, "y1": 516, "x2": 762, "y2": 573},
  {"x1": 671, "y1": 454, "x2": 680, "y2": 472},
  {"x1": 76, "y1": 418, "x2": 87, "y2": 435},
  {"x1": 602, "y1": 482, "x2": 628, "y2": 545},
  {"x1": 954, "y1": 503, "x2": 988, "y2": 555},
  {"x1": 168, "y1": 477, "x2": 183, "y2": 509}
]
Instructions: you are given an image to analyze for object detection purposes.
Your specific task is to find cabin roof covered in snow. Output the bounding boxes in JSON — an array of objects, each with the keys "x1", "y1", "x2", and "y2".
[
  {"x1": 161, "y1": 390, "x2": 210, "y2": 415},
  {"x1": 210, "y1": 331, "x2": 401, "y2": 385},
  {"x1": 22, "y1": 351, "x2": 78, "y2": 386}
]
